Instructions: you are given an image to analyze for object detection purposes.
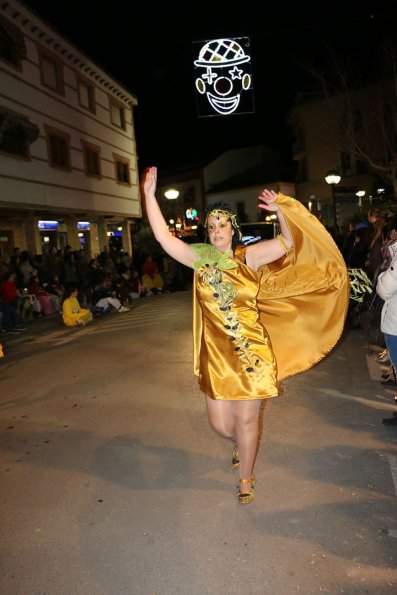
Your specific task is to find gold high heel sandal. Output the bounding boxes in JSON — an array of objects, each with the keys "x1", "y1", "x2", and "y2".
[
  {"x1": 232, "y1": 444, "x2": 239, "y2": 468},
  {"x1": 237, "y1": 477, "x2": 255, "y2": 504}
]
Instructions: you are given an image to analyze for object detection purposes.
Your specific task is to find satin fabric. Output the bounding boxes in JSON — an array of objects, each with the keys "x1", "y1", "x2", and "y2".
[
  {"x1": 193, "y1": 245, "x2": 278, "y2": 400},
  {"x1": 257, "y1": 193, "x2": 350, "y2": 380},
  {"x1": 192, "y1": 193, "x2": 350, "y2": 397}
]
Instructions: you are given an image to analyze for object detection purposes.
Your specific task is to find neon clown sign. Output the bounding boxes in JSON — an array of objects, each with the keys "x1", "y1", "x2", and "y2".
[{"x1": 193, "y1": 37, "x2": 254, "y2": 117}]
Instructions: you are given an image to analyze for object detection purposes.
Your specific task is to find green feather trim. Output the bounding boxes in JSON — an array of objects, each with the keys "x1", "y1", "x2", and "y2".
[{"x1": 348, "y1": 268, "x2": 373, "y2": 302}]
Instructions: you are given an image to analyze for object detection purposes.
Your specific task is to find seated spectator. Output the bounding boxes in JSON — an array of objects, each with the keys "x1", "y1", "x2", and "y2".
[
  {"x1": 161, "y1": 255, "x2": 186, "y2": 292},
  {"x1": 129, "y1": 269, "x2": 152, "y2": 299},
  {"x1": 62, "y1": 285, "x2": 93, "y2": 327},
  {"x1": 45, "y1": 275, "x2": 64, "y2": 313},
  {"x1": 16, "y1": 288, "x2": 35, "y2": 324},
  {"x1": 92, "y1": 276, "x2": 130, "y2": 314},
  {"x1": 142, "y1": 255, "x2": 164, "y2": 294},
  {"x1": 27, "y1": 275, "x2": 56, "y2": 316},
  {"x1": 0, "y1": 272, "x2": 26, "y2": 334},
  {"x1": 113, "y1": 269, "x2": 134, "y2": 306}
]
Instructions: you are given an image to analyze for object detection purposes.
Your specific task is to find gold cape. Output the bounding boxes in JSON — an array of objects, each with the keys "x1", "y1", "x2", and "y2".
[
  {"x1": 257, "y1": 193, "x2": 350, "y2": 380},
  {"x1": 193, "y1": 192, "x2": 350, "y2": 383}
]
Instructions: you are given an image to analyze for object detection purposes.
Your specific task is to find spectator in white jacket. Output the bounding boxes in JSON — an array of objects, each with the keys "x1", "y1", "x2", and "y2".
[{"x1": 376, "y1": 240, "x2": 397, "y2": 425}]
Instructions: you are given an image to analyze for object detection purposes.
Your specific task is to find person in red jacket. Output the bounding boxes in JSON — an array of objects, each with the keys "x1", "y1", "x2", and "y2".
[
  {"x1": 0, "y1": 272, "x2": 25, "y2": 334},
  {"x1": 142, "y1": 255, "x2": 164, "y2": 294}
]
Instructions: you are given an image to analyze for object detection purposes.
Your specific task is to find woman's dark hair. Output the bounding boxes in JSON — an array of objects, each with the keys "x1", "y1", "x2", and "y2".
[
  {"x1": 204, "y1": 201, "x2": 242, "y2": 250},
  {"x1": 20, "y1": 250, "x2": 31, "y2": 263},
  {"x1": 63, "y1": 285, "x2": 78, "y2": 300}
]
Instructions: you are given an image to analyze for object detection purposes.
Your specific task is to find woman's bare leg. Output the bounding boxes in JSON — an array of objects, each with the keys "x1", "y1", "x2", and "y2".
[
  {"x1": 205, "y1": 397, "x2": 263, "y2": 499},
  {"x1": 232, "y1": 400, "x2": 261, "y2": 492},
  {"x1": 205, "y1": 396, "x2": 236, "y2": 440}
]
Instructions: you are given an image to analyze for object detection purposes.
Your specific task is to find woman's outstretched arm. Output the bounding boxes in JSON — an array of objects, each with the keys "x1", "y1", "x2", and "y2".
[
  {"x1": 142, "y1": 166, "x2": 198, "y2": 268},
  {"x1": 246, "y1": 189, "x2": 293, "y2": 270}
]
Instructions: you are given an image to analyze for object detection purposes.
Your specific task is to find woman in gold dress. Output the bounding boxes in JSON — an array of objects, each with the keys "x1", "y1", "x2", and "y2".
[{"x1": 142, "y1": 166, "x2": 349, "y2": 504}]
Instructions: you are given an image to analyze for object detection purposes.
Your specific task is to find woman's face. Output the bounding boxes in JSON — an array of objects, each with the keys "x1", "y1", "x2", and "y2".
[{"x1": 207, "y1": 215, "x2": 234, "y2": 252}]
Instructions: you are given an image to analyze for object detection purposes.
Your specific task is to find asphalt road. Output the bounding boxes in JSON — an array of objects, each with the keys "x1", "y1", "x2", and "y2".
[{"x1": 1, "y1": 290, "x2": 397, "y2": 595}]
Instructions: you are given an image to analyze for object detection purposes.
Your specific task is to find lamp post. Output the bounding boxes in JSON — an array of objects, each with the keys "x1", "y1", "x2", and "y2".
[
  {"x1": 356, "y1": 189, "x2": 365, "y2": 211},
  {"x1": 325, "y1": 170, "x2": 341, "y2": 230},
  {"x1": 165, "y1": 188, "x2": 180, "y2": 236}
]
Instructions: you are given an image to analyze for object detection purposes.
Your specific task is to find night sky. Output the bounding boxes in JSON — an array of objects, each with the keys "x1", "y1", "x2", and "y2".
[{"x1": 24, "y1": 1, "x2": 396, "y2": 174}]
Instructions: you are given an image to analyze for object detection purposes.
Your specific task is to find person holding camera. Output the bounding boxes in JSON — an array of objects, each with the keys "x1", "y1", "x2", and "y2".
[{"x1": 376, "y1": 227, "x2": 397, "y2": 425}]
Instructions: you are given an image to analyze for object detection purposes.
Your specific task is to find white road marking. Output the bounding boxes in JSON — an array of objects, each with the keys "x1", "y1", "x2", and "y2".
[
  {"x1": 26, "y1": 299, "x2": 182, "y2": 347},
  {"x1": 316, "y1": 388, "x2": 397, "y2": 412}
]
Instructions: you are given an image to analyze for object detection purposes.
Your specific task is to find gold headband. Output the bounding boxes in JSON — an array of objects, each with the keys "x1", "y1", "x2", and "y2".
[{"x1": 205, "y1": 209, "x2": 242, "y2": 241}]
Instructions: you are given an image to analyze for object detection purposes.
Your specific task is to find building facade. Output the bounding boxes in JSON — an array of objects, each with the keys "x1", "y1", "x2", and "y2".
[
  {"x1": 0, "y1": 0, "x2": 141, "y2": 259},
  {"x1": 288, "y1": 90, "x2": 382, "y2": 231}
]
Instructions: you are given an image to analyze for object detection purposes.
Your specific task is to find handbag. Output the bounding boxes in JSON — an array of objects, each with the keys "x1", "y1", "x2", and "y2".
[{"x1": 359, "y1": 292, "x2": 385, "y2": 347}]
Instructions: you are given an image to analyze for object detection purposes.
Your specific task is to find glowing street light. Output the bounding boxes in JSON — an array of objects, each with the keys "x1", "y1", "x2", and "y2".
[
  {"x1": 356, "y1": 189, "x2": 365, "y2": 210},
  {"x1": 164, "y1": 188, "x2": 179, "y2": 200},
  {"x1": 325, "y1": 170, "x2": 341, "y2": 229},
  {"x1": 165, "y1": 188, "x2": 180, "y2": 235}
]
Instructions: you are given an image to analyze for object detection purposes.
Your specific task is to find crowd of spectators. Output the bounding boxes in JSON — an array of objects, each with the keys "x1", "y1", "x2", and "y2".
[{"x1": 0, "y1": 244, "x2": 188, "y2": 335}]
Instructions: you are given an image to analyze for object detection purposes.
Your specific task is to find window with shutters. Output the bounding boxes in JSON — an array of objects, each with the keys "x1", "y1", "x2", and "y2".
[
  {"x1": 0, "y1": 16, "x2": 26, "y2": 69},
  {"x1": 110, "y1": 99, "x2": 126, "y2": 130},
  {"x1": 78, "y1": 78, "x2": 95, "y2": 113},
  {"x1": 38, "y1": 48, "x2": 64, "y2": 95},
  {"x1": 0, "y1": 109, "x2": 39, "y2": 159},
  {"x1": 45, "y1": 126, "x2": 71, "y2": 171},
  {"x1": 113, "y1": 153, "x2": 130, "y2": 185},
  {"x1": 81, "y1": 140, "x2": 101, "y2": 178}
]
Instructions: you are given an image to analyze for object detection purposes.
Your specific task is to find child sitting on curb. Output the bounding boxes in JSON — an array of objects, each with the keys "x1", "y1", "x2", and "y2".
[{"x1": 62, "y1": 285, "x2": 93, "y2": 327}]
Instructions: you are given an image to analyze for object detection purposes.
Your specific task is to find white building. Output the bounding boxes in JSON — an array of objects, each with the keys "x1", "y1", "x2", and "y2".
[
  {"x1": 204, "y1": 146, "x2": 295, "y2": 223},
  {"x1": 0, "y1": 0, "x2": 141, "y2": 258}
]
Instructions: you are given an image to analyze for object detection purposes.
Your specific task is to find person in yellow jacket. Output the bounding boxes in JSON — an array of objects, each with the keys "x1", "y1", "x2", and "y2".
[{"x1": 62, "y1": 286, "x2": 93, "y2": 327}]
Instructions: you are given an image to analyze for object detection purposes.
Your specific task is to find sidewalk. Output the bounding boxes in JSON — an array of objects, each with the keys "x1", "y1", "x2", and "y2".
[{"x1": 0, "y1": 291, "x2": 175, "y2": 351}]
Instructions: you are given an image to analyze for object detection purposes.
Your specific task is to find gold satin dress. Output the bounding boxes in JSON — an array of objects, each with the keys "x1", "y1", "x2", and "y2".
[
  {"x1": 192, "y1": 193, "x2": 350, "y2": 401},
  {"x1": 191, "y1": 244, "x2": 278, "y2": 400}
]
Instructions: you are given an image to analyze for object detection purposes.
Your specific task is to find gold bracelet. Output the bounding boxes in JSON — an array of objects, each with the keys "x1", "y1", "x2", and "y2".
[{"x1": 276, "y1": 234, "x2": 290, "y2": 254}]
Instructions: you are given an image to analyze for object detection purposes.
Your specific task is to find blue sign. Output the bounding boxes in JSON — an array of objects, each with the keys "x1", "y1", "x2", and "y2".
[{"x1": 38, "y1": 220, "x2": 58, "y2": 230}]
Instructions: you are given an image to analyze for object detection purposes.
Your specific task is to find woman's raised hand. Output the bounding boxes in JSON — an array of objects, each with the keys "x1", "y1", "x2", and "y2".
[
  {"x1": 142, "y1": 165, "x2": 158, "y2": 196},
  {"x1": 257, "y1": 189, "x2": 279, "y2": 212}
]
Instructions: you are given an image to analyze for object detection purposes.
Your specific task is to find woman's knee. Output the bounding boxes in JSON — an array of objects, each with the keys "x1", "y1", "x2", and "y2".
[
  {"x1": 206, "y1": 398, "x2": 235, "y2": 438},
  {"x1": 208, "y1": 415, "x2": 234, "y2": 438},
  {"x1": 233, "y1": 401, "x2": 261, "y2": 428}
]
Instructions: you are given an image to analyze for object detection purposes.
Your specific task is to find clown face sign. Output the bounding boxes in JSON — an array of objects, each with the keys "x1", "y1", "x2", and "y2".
[{"x1": 193, "y1": 37, "x2": 254, "y2": 117}]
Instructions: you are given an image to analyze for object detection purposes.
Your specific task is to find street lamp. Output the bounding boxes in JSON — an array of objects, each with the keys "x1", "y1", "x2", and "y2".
[
  {"x1": 325, "y1": 170, "x2": 341, "y2": 230},
  {"x1": 165, "y1": 188, "x2": 180, "y2": 236},
  {"x1": 356, "y1": 189, "x2": 365, "y2": 210},
  {"x1": 164, "y1": 188, "x2": 179, "y2": 200}
]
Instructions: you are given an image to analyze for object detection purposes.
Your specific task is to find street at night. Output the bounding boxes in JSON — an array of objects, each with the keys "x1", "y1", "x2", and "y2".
[{"x1": 1, "y1": 290, "x2": 397, "y2": 594}]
